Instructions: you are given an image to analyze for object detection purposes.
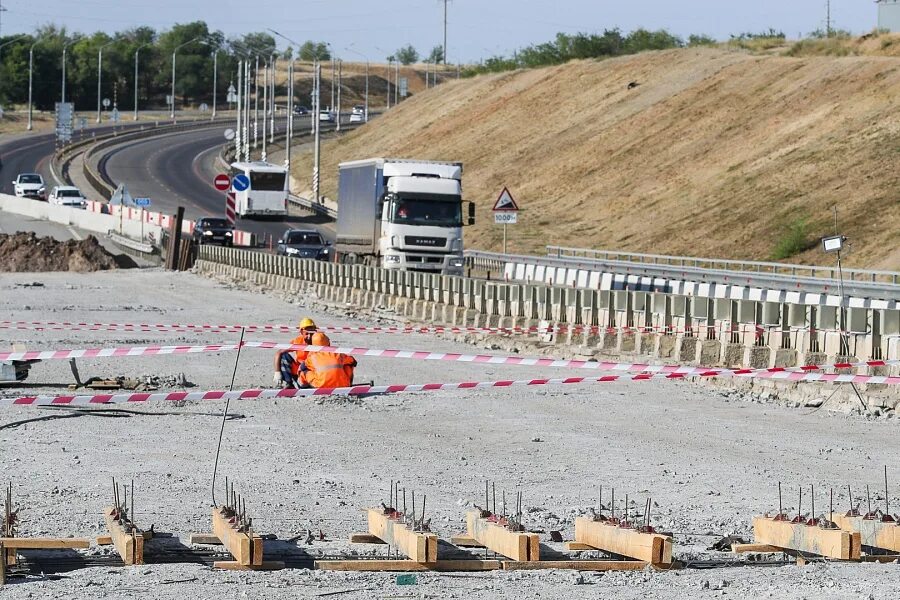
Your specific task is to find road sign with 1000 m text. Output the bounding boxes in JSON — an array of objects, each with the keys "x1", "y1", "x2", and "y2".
[{"x1": 494, "y1": 212, "x2": 517, "y2": 224}]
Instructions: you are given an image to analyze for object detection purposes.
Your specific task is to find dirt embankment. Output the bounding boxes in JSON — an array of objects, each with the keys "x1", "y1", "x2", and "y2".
[
  {"x1": 0, "y1": 232, "x2": 134, "y2": 272},
  {"x1": 292, "y1": 43, "x2": 900, "y2": 269}
]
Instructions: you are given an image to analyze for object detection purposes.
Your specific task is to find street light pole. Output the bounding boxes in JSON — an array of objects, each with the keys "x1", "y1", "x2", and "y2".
[
  {"x1": 262, "y1": 58, "x2": 268, "y2": 161},
  {"x1": 27, "y1": 43, "x2": 36, "y2": 130},
  {"x1": 211, "y1": 49, "x2": 218, "y2": 120},
  {"x1": 171, "y1": 36, "x2": 202, "y2": 119},
  {"x1": 313, "y1": 62, "x2": 321, "y2": 203},
  {"x1": 235, "y1": 58, "x2": 242, "y2": 157},
  {"x1": 133, "y1": 42, "x2": 151, "y2": 121},
  {"x1": 269, "y1": 54, "x2": 276, "y2": 145},
  {"x1": 253, "y1": 55, "x2": 259, "y2": 151},
  {"x1": 61, "y1": 40, "x2": 75, "y2": 104},
  {"x1": 336, "y1": 59, "x2": 342, "y2": 132},
  {"x1": 285, "y1": 56, "x2": 294, "y2": 172},
  {"x1": 96, "y1": 41, "x2": 114, "y2": 123}
]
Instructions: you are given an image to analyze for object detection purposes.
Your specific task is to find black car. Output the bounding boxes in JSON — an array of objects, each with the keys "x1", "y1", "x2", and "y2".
[
  {"x1": 276, "y1": 229, "x2": 330, "y2": 260},
  {"x1": 193, "y1": 217, "x2": 234, "y2": 246},
  {"x1": 293, "y1": 105, "x2": 310, "y2": 115}
]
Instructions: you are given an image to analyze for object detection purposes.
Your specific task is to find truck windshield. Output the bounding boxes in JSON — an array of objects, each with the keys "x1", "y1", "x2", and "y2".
[
  {"x1": 391, "y1": 197, "x2": 462, "y2": 227},
  {"x1": 249, "y1": 171, "x2": 286, "y2": 191}
]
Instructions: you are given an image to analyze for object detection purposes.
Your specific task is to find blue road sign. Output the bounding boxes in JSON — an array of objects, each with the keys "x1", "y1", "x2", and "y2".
[
  {"x1": 134, "y1": 197, "x2": 151, "y2": 207},
  {"x1": 232, "y1": 174, "x2": 250, "y2": 192}
]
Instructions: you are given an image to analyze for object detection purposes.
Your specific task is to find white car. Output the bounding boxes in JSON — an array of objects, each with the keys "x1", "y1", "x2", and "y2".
[
  {"x1": 12, "y1": 173, "x2": 46, "y2": 200},
  {"x1": 49, "y1": 185, "x2": 88, "y2": 208},
  {"x1": 349, "y1": 112, "x2": 364, "y2": 123},
  {"x1": 318, "y1": 109, "x2": 335, "y2": 122},
  {"x1": 351, "y1": 105, "x2": 365, "y2": 115}
]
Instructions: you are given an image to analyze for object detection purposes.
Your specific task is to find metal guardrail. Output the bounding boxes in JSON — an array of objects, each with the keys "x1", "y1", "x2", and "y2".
[
  {"x1": 467, "y1": 249, "x2": 900, "y2": 302},
  {"x1": 107, "y1": 231, "x2": 156, "y2": 254},
  {"x1": 546, "y1": 245, "x2": 900, "y2": 286}
]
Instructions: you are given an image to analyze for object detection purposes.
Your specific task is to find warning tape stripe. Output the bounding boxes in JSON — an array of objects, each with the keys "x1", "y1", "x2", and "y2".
[
  {"x1": 6, "y1": 369, "x2": 900, "y2": 406},
  {"x1": 0, "y1": 320, "x2": 780, "y2": 336},
  {"x1": 0, "y1": 340, "x2": 895, "y2": 380}
]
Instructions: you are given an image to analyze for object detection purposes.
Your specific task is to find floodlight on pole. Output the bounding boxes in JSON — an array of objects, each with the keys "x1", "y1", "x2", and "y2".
[{"x1": 171, "y1": 36, "x2": 203, "y2": 119}]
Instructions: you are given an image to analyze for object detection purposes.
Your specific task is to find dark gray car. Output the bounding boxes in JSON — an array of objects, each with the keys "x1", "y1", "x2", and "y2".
[{"x1": 276, "y1": 229, "x2": 331, "y2": 260}]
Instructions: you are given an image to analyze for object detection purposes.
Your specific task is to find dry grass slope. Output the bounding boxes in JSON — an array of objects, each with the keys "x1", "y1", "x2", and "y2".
[{"x1": 292, "y1": 46, "x2": 900, "y2": 269}]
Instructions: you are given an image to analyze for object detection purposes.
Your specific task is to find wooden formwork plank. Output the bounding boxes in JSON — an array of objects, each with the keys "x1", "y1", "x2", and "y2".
[
  {"x1": 731, "y1": 543, "x2": 784, "y2": 554},
  {"x1": 349, "y1": 533, "x2": 386, "y2": 545},
  {"x1": 213, "y1": 560, "x2": 285, "y2": 571},
  {"x1": 189, "y1": 533, "x2": 222, "y2": 545},
  {"x1": 103, "y1": 507, "x2": 144, "y2": 565},
  {"x1": 833, "y1": 515, "x2": 900, "y2": 553},
  {"x1": 315, "y1": 559, "x2": 502, "y2": 572},
  {"x1": 0, "y1": 537, "x2": 90, "y2": 549},
  {"x1": 0, "y1": 543, "x2": 5, "y2": 586},
  {"x1": 465, "y1": 511, "x2": 539, "y2": 561},
  {"x1": 502, "y1": 560, "x2": 648, "y2": 571},
  {"x1": 211, "y1": 507, "x2": 258, "y2": 566},
  {"x1": 367, "y1": 509, "x2": 438, "y2": 563},
  {"x1": 451, "y1": 535, "x2": 483, "y2": 548},
  {"x1": 574, "y1": 518, "x2": 673, "y2": 566},
  {"x1": 565, "y1": 542, "x2": 599, "y2": 551},
  {"x1": 752, "y1": 517, "x2": 861, "y2": 560}
]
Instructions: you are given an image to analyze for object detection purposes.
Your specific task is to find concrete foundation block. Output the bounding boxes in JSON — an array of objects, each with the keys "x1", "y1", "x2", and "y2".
[
  {"x1": 773, "y1": 348, "x2": 798, "y2": 368},
  {"x1": 656, "y1": 335, "x2": 677, "y2": 359},
  {"x1": 699, "y1": 340, "x2": 721, "y2": 366},
  {"x1": 636, "y1": 332, "x2": 656, "y2": 355},
  {"x1": 601, "y1": 332, "x2": 618, "y2": 351},
  {"x1": 619, "y1": 332, "x2": 636, "y2": 353},
  {"x1": 678, "y1": 337, "x2": 699, "y2": 363},
  {"x1": 723, "y1": 343, "x2": 745, "y2": 368},
  {"x1": 746, "y1": 346, "x2": 771, "y2": 369}
]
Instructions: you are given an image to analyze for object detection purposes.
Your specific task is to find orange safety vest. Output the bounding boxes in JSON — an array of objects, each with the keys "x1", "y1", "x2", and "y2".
[
  {"x1": 303, "y1": 352, "x2": 357, "y2": 388},
  {"x1": 289, "y1": 335, "x2": 310, "y2": 376}
]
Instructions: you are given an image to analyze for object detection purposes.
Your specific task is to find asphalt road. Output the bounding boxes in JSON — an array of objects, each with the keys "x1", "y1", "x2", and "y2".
[{"x1": 100, "y1": 116, "x2": 336, "y2": 246}]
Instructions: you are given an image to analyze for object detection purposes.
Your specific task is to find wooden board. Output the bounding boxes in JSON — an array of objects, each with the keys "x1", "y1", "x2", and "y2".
[
  {"x1": 367, "y1": 509, "x2": 438, "y2": 563},
  {"x1": 574, "y1": 518, "x2": 672, "y2": 566},
  {"x1": 188, "y1": 533, "x2": 222, "y2": 545},
  {"x1": 564, "y1": 542, "x2": 598, "y2": 551},
  {"x1": 450, "y1": 535, "x2": 483, "y2": 548},
  {"x1": 315, "y1": 559, "x2": 502, "y2": 572},
  {"x1": 211, "y1": 507, "x2": 261, "y2": 567},
  {"x1": 349, "y1": 533, "x2": 386, "y2": 544},
  {"x1": 833, "y1": 514, "x2": 900, "y2": 553},
  {"x1": 95, "y1": 535, "x2": 113, "y2": 546},
  {"x1": 103, "y1": 507, "x2": 144, "y2": 565},
  {"x1": 731, "y1": 543, "x2": 785, "y2": 554},
  {"x1": 752, "y1": 517, "x2": 861, "y2": 560},
  {"x1": 213, "y1": 560, "x2": 284, "y2": 571},
  {"x1": 0, "y1": 537, "x2": 90, "y2": 549},
  {"x1": 0, "y1": 543, "x2": 5, "y2": 586},
  {"x1": 502, "y1": 560, "x2": 648, "y2": 571},
  {"x1": 466, "y1": 511, "x2": 539, "y2": 561}
]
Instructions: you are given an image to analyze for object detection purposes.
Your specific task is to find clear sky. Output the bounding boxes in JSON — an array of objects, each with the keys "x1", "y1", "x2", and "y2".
[{"x1": 0, "y1": 0, "x2": 879, "y2": 62}]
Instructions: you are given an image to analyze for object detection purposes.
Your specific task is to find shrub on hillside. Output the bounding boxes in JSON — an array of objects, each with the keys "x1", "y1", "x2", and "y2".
[{"x1": 770, "y1": 216, "x2": 816, "y2": 260}]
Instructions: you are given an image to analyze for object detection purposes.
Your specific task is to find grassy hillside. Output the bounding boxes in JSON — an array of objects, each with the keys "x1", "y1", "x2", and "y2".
[{"x1": 291, "y1": 45, "x2": 900, "y2": 269}]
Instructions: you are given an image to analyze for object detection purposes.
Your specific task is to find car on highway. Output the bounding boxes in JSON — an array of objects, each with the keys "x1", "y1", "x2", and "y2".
[
  {"x1": 276, "y1": 229, "x2": 331, "y2": 260},
  {"x1": 351, "y1": 105, "x2": 365, "y2": 116},
  {"x1": 12, "y1": 173, "x2": 46, "y2": 200},
  {"x1": 349, "y1": 112, "x2": 364, "y2": 123},
  {"x1": 48, "y1": 186, "x2": 88, "y2": 209},
  {"x1": 293, "y1": 105, "x2": 310, "y2": 115},
  {"x1": 318, "y1": 109, "x2": 335, "y2": 122},
  {"x1": 192, "y1": 217, "x2": 234, "y2": 246}
]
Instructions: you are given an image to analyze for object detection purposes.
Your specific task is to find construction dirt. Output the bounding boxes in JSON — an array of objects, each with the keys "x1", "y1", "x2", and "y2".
[
  {"x1": 1, "y1": 268, "x2": 898, "y2": 598},
  {"x1": 292, "y1": 40, "x2": 900, "y2": 270},
  {"x1": 0, "y1": 231, "x2": 135, "y2": 272}
]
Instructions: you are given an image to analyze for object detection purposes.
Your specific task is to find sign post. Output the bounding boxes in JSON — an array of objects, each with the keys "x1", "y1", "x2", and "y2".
[
  {"x1": 214, "y1": 173, "x2": 236, "y2": 224},
  {"x1": 134, "y1": 198, "x2": 151, "y2": 242},
  {"x1": 492, "y1": 187, "x2": 520, "y2": 255}
]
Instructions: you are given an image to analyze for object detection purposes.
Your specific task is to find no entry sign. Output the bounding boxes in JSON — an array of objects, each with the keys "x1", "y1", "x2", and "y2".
[{"x1": 214, "y1": 173, "x2": 231, "y2": 191}]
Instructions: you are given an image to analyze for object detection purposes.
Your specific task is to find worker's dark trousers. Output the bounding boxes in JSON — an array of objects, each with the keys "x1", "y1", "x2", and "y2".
[{"x1": 279, "y1": 354, "x2": 298, "y2": 387}]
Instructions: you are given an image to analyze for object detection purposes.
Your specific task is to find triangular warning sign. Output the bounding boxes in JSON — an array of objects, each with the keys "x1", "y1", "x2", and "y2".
[
  {"x1": 492, "y1": 187, "x2": 519, "y2": 211},
  {"x1": 109, "y1": 183, "x2": 135, "y2": 207}
]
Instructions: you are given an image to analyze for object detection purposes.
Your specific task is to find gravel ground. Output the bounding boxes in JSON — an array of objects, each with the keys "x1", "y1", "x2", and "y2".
[{"x1": 0, "y1": 268, "x2": 897, "y2": 599}]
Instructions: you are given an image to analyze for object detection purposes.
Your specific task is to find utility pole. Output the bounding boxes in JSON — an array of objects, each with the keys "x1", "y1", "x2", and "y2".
[
  {"x1": 235, "y1": 58, "x2": 242, "y2": 158},
  {"x1": 243, "y1": 60, "x2": 250, "y2": 161},
  {"x1": 262, "y1": 59, "x2": 268, "y2": 161},
  {"x1": 269, "y1": 55, "x2": 276, "y2": 145},
  {"x1": 826, "y1": 0, "x2": 832, "y2": 38},
  {"x1": 336, "y1": 59, "x2": 342, "y2": 132},
  {"x1": 442, "y1": 0, "x2": 448, "y2": 64},
  {"x1": 285, "y1": 57, "x2": 294, "y2": 173},
  {"x1": 253, "y1": 55, "x2": 259, "y2": 152},
  {"x1": 313, "y1": 62, "x2": 321, "y2": 203},
  {"x1": 211, "y1": 49, "x2": 218, "y2": 120}
]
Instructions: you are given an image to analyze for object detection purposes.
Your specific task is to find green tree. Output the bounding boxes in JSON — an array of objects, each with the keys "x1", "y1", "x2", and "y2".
[
  {"x1": 688, "y1": 34, "x2": 717, "y2": 46},
  {"x1": 428, "y1": 45, "x2": 444, "y2": 64},
  {"x1": 395, "y1": 44, "x2": 419, "y2": 65},
  {"x1": 298, "y1": 41, "x2": 330, "y2": 61}
]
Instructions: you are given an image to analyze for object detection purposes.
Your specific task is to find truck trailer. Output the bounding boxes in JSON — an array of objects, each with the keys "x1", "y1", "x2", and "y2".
[{"x1": 334, "y1": 158, "x2": 475, "y2": 274}]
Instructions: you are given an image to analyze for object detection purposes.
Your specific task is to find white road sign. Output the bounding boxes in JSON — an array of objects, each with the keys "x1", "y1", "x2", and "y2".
[{"x1": 494, "y1": 212, "x2": 518, "y2": 224}]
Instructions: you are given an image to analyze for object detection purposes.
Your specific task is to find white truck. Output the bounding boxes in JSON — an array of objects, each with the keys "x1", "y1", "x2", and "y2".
[
  {"x1": 334, "y1": 158, "x2": 475, "y2": 275},
  {"x1": 229, "y1": 161, "x2": 288, "y2": 218}
]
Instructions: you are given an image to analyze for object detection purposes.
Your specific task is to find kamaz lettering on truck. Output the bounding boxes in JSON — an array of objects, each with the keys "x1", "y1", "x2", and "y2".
[
  {"x1": 334, "y1": 158, "x2": 475, "y2": 275},
  {"x1": 229, "y1": 161, "x2": 288, "y2": 218}
]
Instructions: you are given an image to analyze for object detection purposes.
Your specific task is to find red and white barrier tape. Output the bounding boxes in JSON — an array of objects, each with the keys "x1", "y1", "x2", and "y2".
[
  {"x1": 0, "y1": 340, "x2": 896, "y2": 380},
  {"x1": 6, "y1": 368, "x2": 900, "y2": 407},
  {"x1": 0, "y1": 319, "x2": 847, "y2": 337}
]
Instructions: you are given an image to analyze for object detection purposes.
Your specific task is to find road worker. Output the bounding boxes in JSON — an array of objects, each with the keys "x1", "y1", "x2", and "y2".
[
  {"x1": 299, "y1": 332, "x2": 357, "y2": 389},
  {"x1": 273, "y1": 317, "x2": 317, "y2": 388}
]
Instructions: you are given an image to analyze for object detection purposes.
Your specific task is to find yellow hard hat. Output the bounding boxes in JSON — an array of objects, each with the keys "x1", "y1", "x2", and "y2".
[{"x1": 298, "y1": 317, "x2": 317, "y2": 330}]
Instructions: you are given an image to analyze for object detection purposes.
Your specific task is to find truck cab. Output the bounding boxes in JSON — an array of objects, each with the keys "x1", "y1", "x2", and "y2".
[{"x1": 335, "y1": 158, "x2": 474, "y2": 275}]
